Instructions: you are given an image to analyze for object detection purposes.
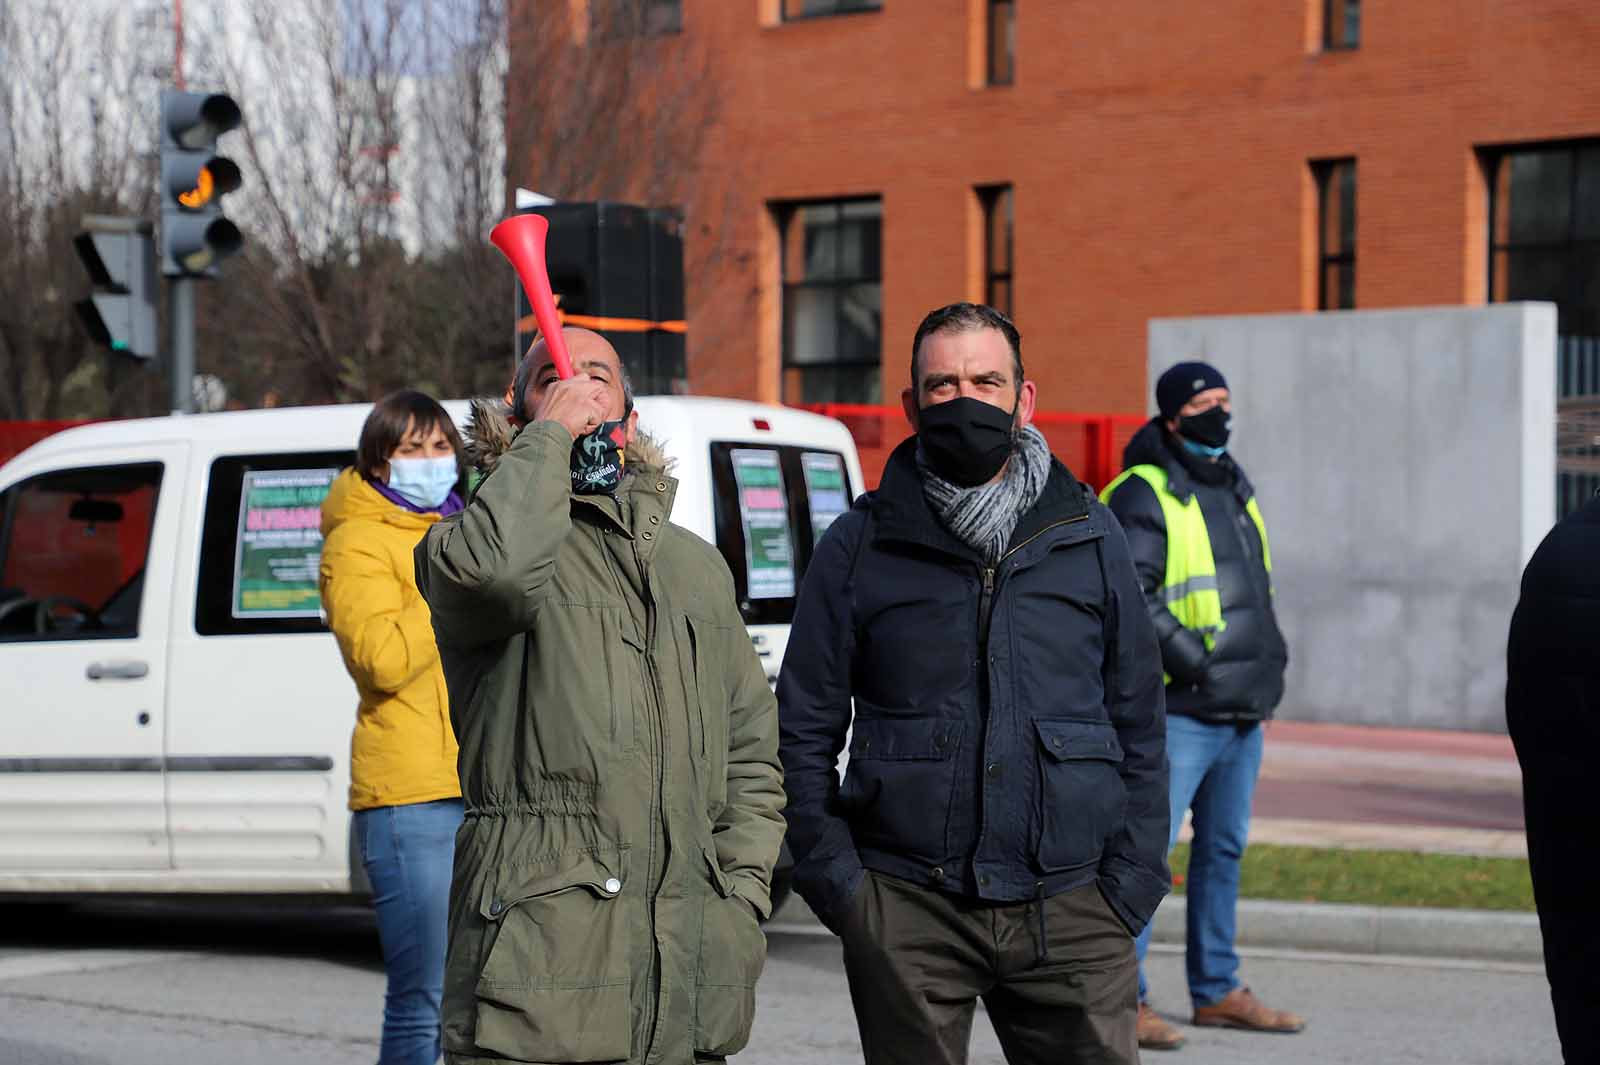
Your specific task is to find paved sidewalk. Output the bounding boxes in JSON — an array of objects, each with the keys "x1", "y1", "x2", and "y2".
[{"x1": 1238, "y1": 719, "x2": 1526, "y2": 858}]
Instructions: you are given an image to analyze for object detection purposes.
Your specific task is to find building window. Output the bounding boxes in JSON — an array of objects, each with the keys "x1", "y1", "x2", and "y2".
[
  {"x1": 776, "y1": 199, "x2": 883, "y2": 405},
  {"x1": 978, "y1": 184, "x2": 1013, "y2": 316},
  {"x1": 987, "y1": 0, "x2": 1015, "y2": 86},
  {"x1": 0, "y1": 462, "x2": 163, "y2": 642},
  {"x1": 1323, "y1": 0, "x2": 1359, "y2": 50},
  {"x1": 592, "y1": 0, "x2": 682, "y2": 36},
  {"x1": 1487, "y1": 142, "x2": 1600, "y2": 346},
  {"x1": 1312, "y1": 159, "x2": 1357, "y2": 310},
  {"x1": 781, "y1": 0, "x2": 882, "y2": 21},
  {"x1": 1485, "y1": 140, "x2": 1600, "y2": 517}
]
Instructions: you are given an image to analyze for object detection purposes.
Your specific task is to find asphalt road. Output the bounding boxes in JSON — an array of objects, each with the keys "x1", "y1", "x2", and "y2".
[{"x1": 0, "y1": 900, "x2": 1561, "y2": 1065}]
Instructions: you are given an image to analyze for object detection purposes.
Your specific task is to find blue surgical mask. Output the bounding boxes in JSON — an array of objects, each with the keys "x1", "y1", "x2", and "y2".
[
  {"x1": 387, "y1": 456, "x2": 458, "y2": 509},
  {"x1": 1178, "y1": 436, "x2": 1227, "y2": 460}
]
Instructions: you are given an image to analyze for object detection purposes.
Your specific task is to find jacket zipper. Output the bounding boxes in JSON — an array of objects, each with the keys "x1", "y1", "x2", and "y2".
[
  {"x1": 1228, "y1": 504, "x2": 1273, "y2": 604},
  {"x1": 978, "y1": 514, "x2": 1090, "y2": 653},
  {"x1": 599, "y1": 512, "x2": 665, "y2": 1056},
  {"x1": 637, "y1": 547, "x2": 668, "y2": 1057},
  {"x1": 978, "y1": 567, "x2": 996, "y2": 650},
  {"x1": 1000, "y1": 514, "x2": 1089, "y2": 567},
  {"x1": 971, "y1": 511, "x2": 1093, "y2": 881}
]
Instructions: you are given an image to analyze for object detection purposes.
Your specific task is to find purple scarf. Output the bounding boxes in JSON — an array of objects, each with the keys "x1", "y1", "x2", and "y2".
[{"x1": 366, "y1": 475, "x2": 464, "y2": 517}]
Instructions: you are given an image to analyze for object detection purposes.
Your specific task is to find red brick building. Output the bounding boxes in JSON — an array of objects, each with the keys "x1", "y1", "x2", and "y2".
[{"x1": 516, "y1": 1, "x2": 1600, "y2": 424}]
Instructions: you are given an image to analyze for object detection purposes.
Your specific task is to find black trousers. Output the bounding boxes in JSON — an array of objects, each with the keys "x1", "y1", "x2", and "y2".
[
  {"x1": 1508, "y1": 668, "x2": 1600, "y2": 1065},
  {"x1": 838, "y1": 872, "x2": 1138, "y2": 1065}
]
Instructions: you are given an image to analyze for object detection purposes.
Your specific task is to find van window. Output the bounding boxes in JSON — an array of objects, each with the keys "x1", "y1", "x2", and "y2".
[
  {"x1": 800, "y1": 451, "x2": 851, "y2": 545},
  {"x1": 195, "y1": 452, "x2": 351, "y2": 636},
  {"x1": 0, "y1": 463, "x2": 162, "y2": 641},
  {"x1": 710, "y1": 443, "x2": 855, "y2": 625}
]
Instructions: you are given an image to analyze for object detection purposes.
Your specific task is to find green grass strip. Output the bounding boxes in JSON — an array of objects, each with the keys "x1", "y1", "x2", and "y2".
[{"x1": 1167, "y1": 842, "x2": 1535, "y2": 912}]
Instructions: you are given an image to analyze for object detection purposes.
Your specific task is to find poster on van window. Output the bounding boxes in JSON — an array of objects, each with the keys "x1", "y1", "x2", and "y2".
[
  {"x1": 801, "y1": 452, "x2": 850, "y2": 546},
  {"x1": 232, "y1": 468, "x2": 339, "y2": 618},
  {"x1": 729, "y1": 448, "x2": 795, "y2": 600}
]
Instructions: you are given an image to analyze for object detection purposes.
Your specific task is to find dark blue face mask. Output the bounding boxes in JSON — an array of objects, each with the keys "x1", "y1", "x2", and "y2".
[{"x1": 1177, "y1": 405, "x2": 1231, "y2": 456}]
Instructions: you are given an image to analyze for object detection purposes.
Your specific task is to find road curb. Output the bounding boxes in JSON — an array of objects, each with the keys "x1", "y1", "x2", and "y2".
[
  {"x1": 1152, "y1": 897, "x2": 1543, "y2": 963},
  {"x1": 766, "y1": 894, "x2": 1544, "y2": 964}
]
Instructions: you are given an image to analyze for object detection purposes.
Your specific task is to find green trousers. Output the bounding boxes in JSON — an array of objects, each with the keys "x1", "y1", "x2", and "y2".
[{"x1": 839, "y1": 873, "x2": 1138, "y2": 1065}]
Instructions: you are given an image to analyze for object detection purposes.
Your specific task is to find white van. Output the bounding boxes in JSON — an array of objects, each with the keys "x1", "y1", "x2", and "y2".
[{"x1": 0, "y1": 396, "x2": 862, "y2": 897}]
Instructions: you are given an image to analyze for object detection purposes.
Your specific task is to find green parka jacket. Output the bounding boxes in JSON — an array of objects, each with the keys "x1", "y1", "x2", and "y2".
[{"x1": 415, "y1": 409, "x2": 785, "y2": 1065}]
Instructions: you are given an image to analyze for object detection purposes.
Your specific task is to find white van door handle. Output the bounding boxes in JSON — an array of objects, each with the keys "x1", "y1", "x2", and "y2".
[{"x1": 86, "y1": 660, "x2": 149, "y2": 681}]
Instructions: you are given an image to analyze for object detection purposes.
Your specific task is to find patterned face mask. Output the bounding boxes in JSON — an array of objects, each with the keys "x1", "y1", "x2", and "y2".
[{"x1": 570, "y1": 417, "x2": 628, "y2": 495}]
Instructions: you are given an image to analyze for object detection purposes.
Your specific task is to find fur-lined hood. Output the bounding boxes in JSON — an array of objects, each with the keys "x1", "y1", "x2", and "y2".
[{"x1": 464, "y1": 398, "x2": 671, "y2": 477}]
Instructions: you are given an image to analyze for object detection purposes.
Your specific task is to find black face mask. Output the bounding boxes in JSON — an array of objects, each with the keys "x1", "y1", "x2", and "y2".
[
  {"x1": 917, "y1": 396, "x2": 1017, "y2": 487},
  {"x1": 570, "y1": 417, "x2": 628, "y2": 495},
  {"x1": 1177, "y1": 405, "x2": 1232, "y2": 450}
]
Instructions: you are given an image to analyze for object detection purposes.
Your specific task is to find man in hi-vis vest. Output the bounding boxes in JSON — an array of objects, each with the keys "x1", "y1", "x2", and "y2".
[{"x1": 1101, "y1": 362, "x2": 1302, "y2": 1052}]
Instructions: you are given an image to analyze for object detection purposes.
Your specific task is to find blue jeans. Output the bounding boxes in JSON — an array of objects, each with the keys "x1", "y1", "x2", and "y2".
[
  {"x1": 354, "y1": 799, "x2": 463, "y2": 1065},
  {"x1": 1135, "y1": 715, "x2": 1264, "y2": 1008}
]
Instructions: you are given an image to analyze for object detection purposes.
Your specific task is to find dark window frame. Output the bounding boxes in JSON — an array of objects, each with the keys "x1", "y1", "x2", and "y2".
[
  {"x1": 591, "y1": 0, "x2": 683, "y2": 37},
  {"x1": 1322, "y1": 0, "x2": 1360, "y2": 50},
  {"x1": 978, "y1": 183, "x2": 1014, "y2": 316},
  {"x1": 1312, "y1": 158, "x2": 1357, "y2": 310},
  {"x1": 0, "y1": 461, "x2": 164, "y2": 644},
  {"x1": 1484, "y1": 139, "x2": 1600, "y2": 340},
  {"x1": 195, "y1": 451, "x2": 354, "y2": 637},
  {"x1": 1483, "y1": 139, "x2": 1600, "y2": 519},
  {"x1": 708, "y1": 442, "x2": 855, "y2": 626},
  {"x1": 774, "y1": 196, "x2": 884, "y2": 405},
  {"x1": 779, "y1": 0, "x2": 883, "y2": 22},
  {"x1": 987, "y1": 0, "x2": 1015, "y2": 86}
]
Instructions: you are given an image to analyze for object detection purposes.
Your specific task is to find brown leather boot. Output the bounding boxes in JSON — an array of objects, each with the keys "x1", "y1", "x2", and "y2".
[
  {"x1": 1138, "y1": 1002, "x2": 1187, "y2": 1050},
  {"x1": 1192, "y1": 986, "x2": 1306, "y2": 1033}
]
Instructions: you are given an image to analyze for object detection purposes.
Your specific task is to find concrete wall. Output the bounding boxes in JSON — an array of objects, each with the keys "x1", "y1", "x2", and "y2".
[{"x1": 1148, "y1": 304, "x2": 1557, "y2": 733}]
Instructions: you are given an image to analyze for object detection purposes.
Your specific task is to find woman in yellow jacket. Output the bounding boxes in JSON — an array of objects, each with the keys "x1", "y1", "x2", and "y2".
[{"x1": 320, "y1": 390, "x2": 464, "y2": 1065}]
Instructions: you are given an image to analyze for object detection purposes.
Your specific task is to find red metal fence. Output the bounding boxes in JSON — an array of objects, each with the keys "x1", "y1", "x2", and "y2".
[{"x1": 799, "y1": 404, "x2": 1146, "y2": 493}]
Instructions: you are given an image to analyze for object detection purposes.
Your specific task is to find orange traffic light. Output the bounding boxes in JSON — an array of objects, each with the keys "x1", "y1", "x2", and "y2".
[{"x1": 178, "y1": 166, "x2": 215, "y2": 209}]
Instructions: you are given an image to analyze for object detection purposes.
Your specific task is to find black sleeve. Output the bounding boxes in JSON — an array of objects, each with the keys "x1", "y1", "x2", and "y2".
[
  {"x1": 1104, "y1": 476, "x2": 1209, "y2": 684},
  {"x1": 776, "y1": 509, "x2": 867, "y2": 935},
  {"x1": 1095, "y1": 508, "x2": 1172, "y2": 934}
]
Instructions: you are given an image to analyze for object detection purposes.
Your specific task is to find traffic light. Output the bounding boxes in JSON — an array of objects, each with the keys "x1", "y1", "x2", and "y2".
[
  {"x1": 159, "y1": 90, "x2": 243, "y2": 277},
  {"x1": 72, "y1": 217, "x2": 158, "y2": 360}
]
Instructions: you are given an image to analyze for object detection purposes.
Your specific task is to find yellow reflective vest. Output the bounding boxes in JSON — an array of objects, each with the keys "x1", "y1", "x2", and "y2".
[{"x1": 1100, "y1": 463, "x2": 1272, "y2": 653}]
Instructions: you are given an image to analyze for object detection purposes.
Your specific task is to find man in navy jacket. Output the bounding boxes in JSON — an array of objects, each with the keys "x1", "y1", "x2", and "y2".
[{"x1": 778, "y1": 302, "x2": 1169, "y2": 1065}]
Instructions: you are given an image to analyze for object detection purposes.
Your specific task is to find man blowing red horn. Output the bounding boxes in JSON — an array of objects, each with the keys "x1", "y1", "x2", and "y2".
[{"x1": 413, "y1": 217, "x2": 786, "y2": 1065}]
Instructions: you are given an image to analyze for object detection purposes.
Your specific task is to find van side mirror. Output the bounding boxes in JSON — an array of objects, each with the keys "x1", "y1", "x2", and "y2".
[{"x1": 69, "y1": 498, "x2": 124, "y2": 524}]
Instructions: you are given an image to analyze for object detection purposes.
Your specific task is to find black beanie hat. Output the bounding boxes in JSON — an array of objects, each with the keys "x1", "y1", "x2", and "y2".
[{"x1": 1156, "y1": 361, "x2": 1229, "y2": 420}]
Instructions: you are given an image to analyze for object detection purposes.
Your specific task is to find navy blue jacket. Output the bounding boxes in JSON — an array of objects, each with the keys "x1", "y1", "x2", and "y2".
[{"x1": 777, "y1": 437, "x2": 1170, "y2": 936}]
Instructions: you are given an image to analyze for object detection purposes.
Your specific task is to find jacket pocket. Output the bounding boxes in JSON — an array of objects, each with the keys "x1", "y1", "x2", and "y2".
[
  {"x1": 1033, "y1": 719, "x2": 1126, "y2": 874},
  {"x1": 694, "y1": 847, "x2": 767, "y2": 1058},
  {"x1": 610, "y1": 613, "x2": 641, "y2": 755},
  {"x1": 838, "y1": 714, "x2": 965, "y2": 865},
  {"x1": 683, "y1": 614, "x2": 730, "y2": 815},
  {"x1": 473, "y1": 847, "x2": 632, "y2": 1063}
]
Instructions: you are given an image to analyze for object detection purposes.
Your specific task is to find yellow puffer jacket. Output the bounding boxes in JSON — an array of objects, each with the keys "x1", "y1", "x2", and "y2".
[{"x1": 319, "y1": 469, "x2": 460, "y2": 811}]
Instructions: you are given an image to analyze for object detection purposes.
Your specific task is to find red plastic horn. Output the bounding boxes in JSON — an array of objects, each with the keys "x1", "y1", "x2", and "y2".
[{"x1": 490, "y1": 213, "x2": 574, "y2": 380}]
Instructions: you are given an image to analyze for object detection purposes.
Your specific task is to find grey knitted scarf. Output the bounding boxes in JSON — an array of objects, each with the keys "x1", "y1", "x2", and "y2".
[{"x1": 917, "y1": 424, "x2": 1052, "y2": 566}]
